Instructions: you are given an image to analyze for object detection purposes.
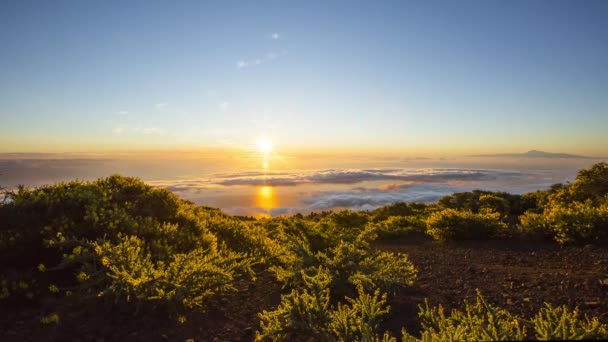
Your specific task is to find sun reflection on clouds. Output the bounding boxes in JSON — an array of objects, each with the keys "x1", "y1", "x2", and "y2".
[{"x1": 255, "y1": 185, "x2": 277, "y2": 217}]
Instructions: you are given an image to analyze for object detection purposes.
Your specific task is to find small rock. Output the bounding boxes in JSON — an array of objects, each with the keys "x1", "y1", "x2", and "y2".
[{"x1": 585, "y1": 299, "x2": 601, "y2": 306}]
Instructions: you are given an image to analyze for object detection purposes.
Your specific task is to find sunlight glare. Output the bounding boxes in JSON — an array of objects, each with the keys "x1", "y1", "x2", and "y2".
[{"x1": 256, "y1": 138, "x2": 273, "y2": 154}]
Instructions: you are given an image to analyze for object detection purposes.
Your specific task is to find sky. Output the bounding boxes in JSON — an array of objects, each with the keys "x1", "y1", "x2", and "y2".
[{"x1": 0, "y1": 0, "x2": 607, "y2": 156}]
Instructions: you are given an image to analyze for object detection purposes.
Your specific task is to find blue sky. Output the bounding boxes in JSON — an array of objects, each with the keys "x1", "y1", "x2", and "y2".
[{"x1": 1, "y1": 0, "x2": 607, "y2": 155}]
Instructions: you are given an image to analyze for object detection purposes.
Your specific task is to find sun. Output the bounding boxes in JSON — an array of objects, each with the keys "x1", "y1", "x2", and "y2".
[{"x1": 256, "y1": 137, "x2": 273, "y2": 154}]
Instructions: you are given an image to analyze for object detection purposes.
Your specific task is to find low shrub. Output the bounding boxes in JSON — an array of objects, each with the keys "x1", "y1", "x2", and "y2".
[
  {"x1": 519, "y1": 201, "x2": 608, "y2": 244},
  {"x1": 426, "y1": 209, "x2": 507, "y2": 241},
  {"x1": 403, "y1": 290, "x2": 526, "y2": 341},
  {"x1": 402, "y1": 291, "x2": 608, "y2": 341},
  {"x1": 257, "y1": 268, "x2": 394, "y2": 342},
  {"x1": 533, "y1": 303, "x2": 608, "y2": 340},
  {"x1": 371, "y1": 216, "x2": 427, "y2": 240}
]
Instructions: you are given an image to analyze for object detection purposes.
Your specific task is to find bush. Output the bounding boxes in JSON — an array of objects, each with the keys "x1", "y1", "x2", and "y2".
[
  {"x1": 257, "y1": 268, "x2": 394, "y2": 342},
  {"x1": 478, "y1": 195, "x2": 510, "y2": 217},
  {"x1": 438, "y1": 190, "x2": 521, "y2": 215},
  {"x1": 569, "y1": 162, "x2": 608, "y2": 202},
  {"x1": 519, "y1": 201, "x2": 608, "y2": 244},
  {"x1": 403, "y1": 291, "x2": 526, "y2": 341},
  {"x1": 91, "y1": 236, "x2": 254, "y2": 315},
  {"x1": 533, "y1": 303, "x2": 608, "y2": 340},
  {"x1": 0, "y1": 175, "x2": 267, "y2": 317},
  {"x1": 371, "y1": 216, "x2": 427, "y2": 240},
  {"x1": 517, "y1": 212, "x2": 554, "y2": 241},
  {"x1": 401, "y1": 291, "x2": 608, "y2": 341},
  {"x1": 271, "y1": 226, "x2": 417, "y2": 297},
  {"x1": 426, "y1": 209, "x2": 507, "y2": 241},
  {"x1": 371, "y1": 202, "x2": 427, "y2": 222}
]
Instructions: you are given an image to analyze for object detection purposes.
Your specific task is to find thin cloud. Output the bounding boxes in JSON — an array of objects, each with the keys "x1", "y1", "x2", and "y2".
[
  {"x1": 115, "y1": 110, "x2": 128, "y2": 115},
  {"x1": 112, "y1": 125, "x2": 127, "y2": 134},
  {"x1": 271, "y1": 32, "x2": 279, "y2": 40},
  {"x1": 236, "y1": 50, "x2": 288, "y2": 69},
  {"x1": 149, "y1": 168, "x2": 528, "y2": 188},
  {"x1": 209, "y1": 168, "x2": 524, "y2": 186},
  {"x1": 219, "y1": 102, "x2": 229, "y2": 112},
  {"x1": 155, "y1": 102, "x2": 168, "y2": 109}
]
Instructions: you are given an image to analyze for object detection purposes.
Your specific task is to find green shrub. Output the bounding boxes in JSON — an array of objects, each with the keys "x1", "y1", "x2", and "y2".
[
  {"x1": 478, "y1": 194, "x2": 510, "y2": 217},
  {"x1": 401, "y1": 291, "x2": 608, "y2": 341},
  {"x1": 569, "y1": 162, "x2": 608, "y2": 202},
  {"x1": 40, "y1": 313, "x2": 60, "y2": 325},
  {"x1": 271, "y1": 226, "x2": 416, "y2": 297},
  {"x1": 519, "y1": 201, "x2": 608, "y2": 244},
  {"x1": 404, "y1": 290, "x2": 526, "y2": 341},
  {"x1": 371, "y1": 202, "x2": 427, "y2": 222},
  {"x1": 256, "y1": 269, "x2": 333, "y2": 341},
  {"x1": 533, "y1": 303, "x2": 608, "y2": 340},
  {"x1": 0, "y1": 175, "x2": 267, "y2": 317},
  {"x1": 371, "y1": 216, "x2": 427, "y2": 240},
  {"x1": 91, "y1": 235, "x2": 255, "y2": 315},
  {"x1": 517, "y1": 212, "x2": 554, "y2": 241},
  {"x1": 438, "y1": 190, "x2": 521, "y2": 215},
  {"x1": 257, "y1": 268, "x2": 394, "y2": 342},
  {"x1": 320, "y1": 241, "x2": 417, "y2": 296},
  {"x1": 328, "y1": 287, "x2": 393, "y2": 342},
  {"x1": 426, "y1": 209, "x2": 507, "y2": 241}
]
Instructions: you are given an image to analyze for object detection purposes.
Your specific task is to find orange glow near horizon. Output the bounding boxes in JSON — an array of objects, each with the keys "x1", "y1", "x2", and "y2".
[
  {"x1": 256, "y1": 186, "x2": 275, "y2": 208},
  {"x1": 255, "y1": 186, "x2": 276, "y2": 218}
]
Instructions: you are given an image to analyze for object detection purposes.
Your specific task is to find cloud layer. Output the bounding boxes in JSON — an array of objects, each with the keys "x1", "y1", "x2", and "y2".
[
  {"x1": 184, "y1": 168, "x2": 524, "y2": 187},
  {"x1": 148, "y1": 167, "x2": 554, "y2": 216}
]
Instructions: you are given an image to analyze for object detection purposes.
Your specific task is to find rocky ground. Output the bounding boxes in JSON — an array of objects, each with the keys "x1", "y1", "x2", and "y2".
[{"x1": 2, "y1": 239, "x2": 607, "y2": 341}]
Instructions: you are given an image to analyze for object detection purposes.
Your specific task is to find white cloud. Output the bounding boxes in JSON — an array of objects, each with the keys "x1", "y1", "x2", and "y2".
[
  {"x1": 155, "y1": 102, "x2": 168, "y2": 109},
  {"x1": 271, "y1": 32, "x2": 279, "y2": 40},
  {"x1": 207, "y1": 168, "x2": 524, "y2": 186},
  {"x1": 148, "y1": 168, "x2": 528, "y2": 189},
  {"x1": 236, "y1": 50, "x2": 287, "y2": 69},
  {"x1": 112, "y1": 125, "x2": 127, "y2": 134},
  {"x1": 218, "y1": 101, "x2": 229, "y2": 112},
  {"x1": 115, "y1": 110, "x2": 128, "y2": 115},
  {"x1": 145, "y1": 167, "x2": 558, "y2": 216}
]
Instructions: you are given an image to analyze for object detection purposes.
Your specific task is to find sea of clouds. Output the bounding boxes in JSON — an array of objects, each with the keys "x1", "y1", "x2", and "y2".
[
  {"x1": 1, "y1": 156, "x2": 590, "y2": 217},
  {"x1": 148, "y1": 167, "x2": 559, "y2": 216}
]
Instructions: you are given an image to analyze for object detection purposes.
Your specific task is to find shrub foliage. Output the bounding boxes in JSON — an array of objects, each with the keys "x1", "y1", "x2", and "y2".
[{"x1": 2, "y1": 163, "x2": 608, "y2": 338}]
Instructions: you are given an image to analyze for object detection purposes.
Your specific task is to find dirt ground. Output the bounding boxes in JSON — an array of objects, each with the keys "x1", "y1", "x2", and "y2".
[
  {"x1": 2, "y1": 239, "x2": 607, "y2": 341},
  {"x1": 379, "y1": 238, "x2": 608, "y2": 335}
]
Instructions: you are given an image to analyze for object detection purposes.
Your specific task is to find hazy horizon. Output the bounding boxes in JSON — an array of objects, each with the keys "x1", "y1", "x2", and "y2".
[{"x1": 1, "y1": 151, "x2": 604, "y2": 217}]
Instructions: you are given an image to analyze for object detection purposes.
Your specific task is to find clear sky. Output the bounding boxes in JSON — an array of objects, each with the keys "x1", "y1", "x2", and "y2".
[{"x1": 1, "y1": 0, "x2": 607, "y2": 156}]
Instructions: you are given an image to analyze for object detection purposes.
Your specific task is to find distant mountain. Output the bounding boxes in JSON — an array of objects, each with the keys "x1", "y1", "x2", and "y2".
[{"x1": 472, "y1": 150, "x2": 591, "y2": 159}]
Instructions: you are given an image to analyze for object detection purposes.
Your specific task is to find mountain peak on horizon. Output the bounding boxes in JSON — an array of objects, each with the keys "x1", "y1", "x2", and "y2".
[{"x1": 473, "y1": 150, "x2": 590, "y2": 159}]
